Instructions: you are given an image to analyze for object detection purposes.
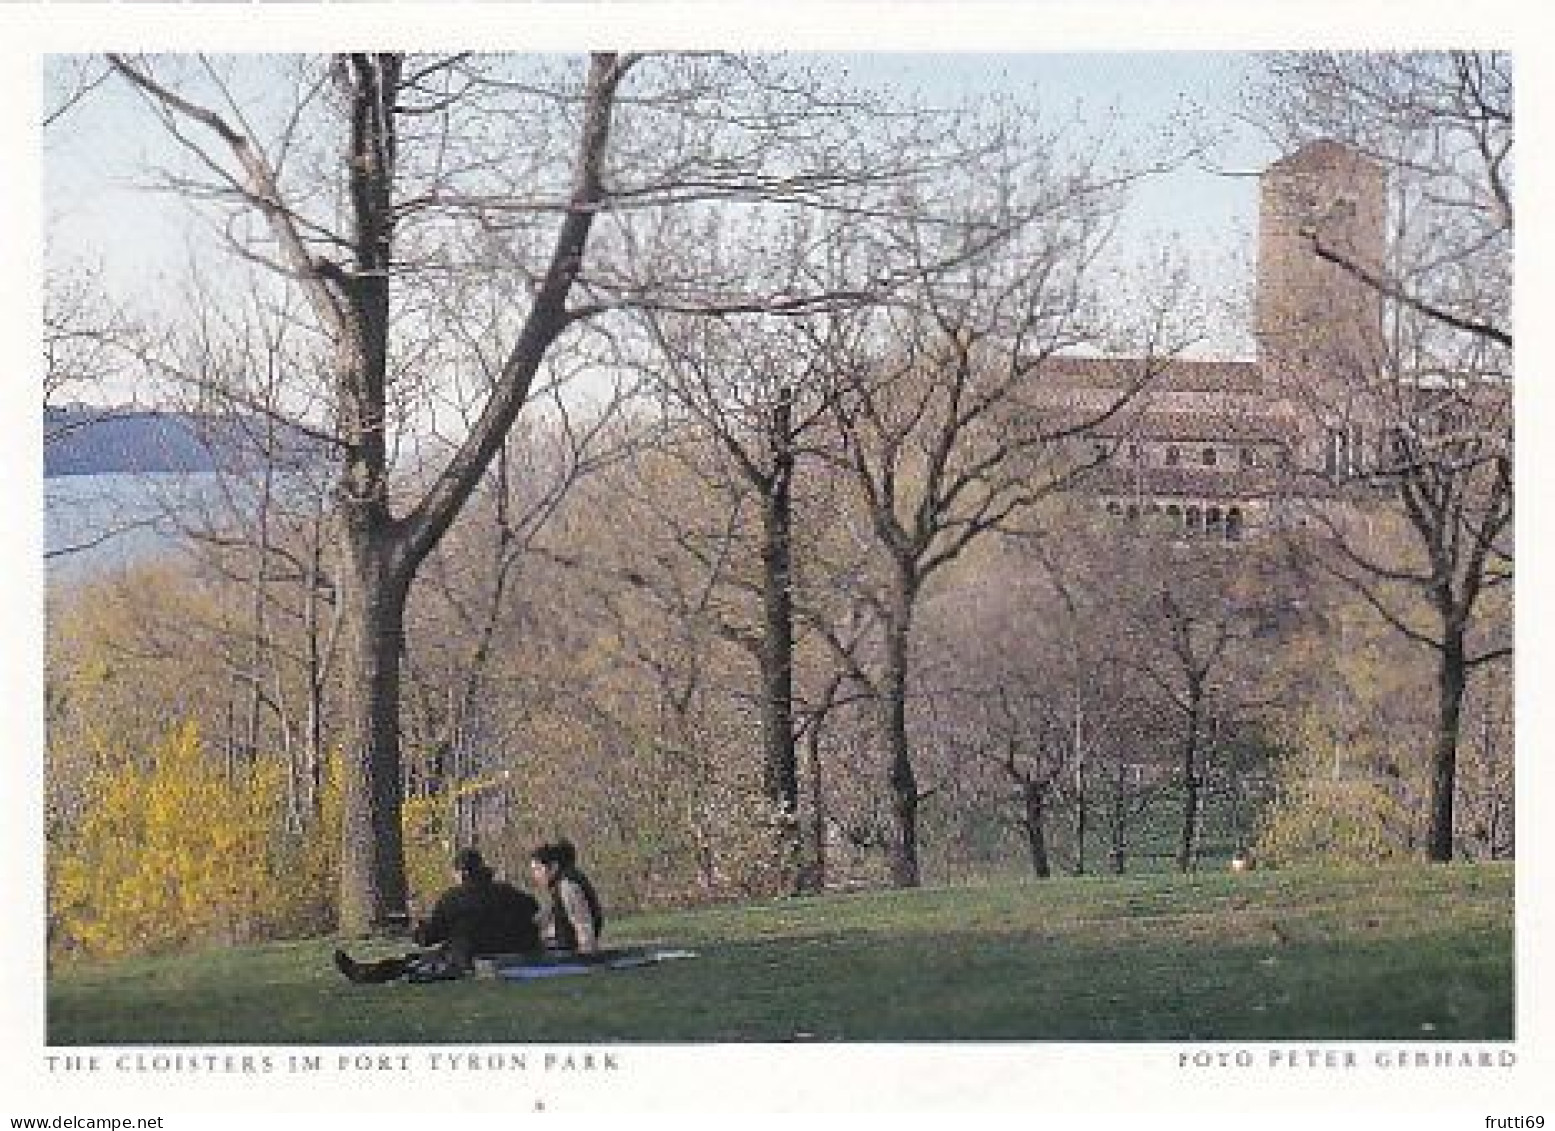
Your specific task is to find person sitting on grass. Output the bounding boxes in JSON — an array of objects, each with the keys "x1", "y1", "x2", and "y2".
[
  {"x1": 334, "y1": 847, "x2": 541, "y2": 984},
  {"x1": 529, "y1": 839, "x2": 604, "y2": 958}
]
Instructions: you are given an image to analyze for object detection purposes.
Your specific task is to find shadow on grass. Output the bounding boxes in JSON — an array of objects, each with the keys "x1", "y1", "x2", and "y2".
[{"x1": 47, "y1": 923, "x2": 1511, "y2": 1045}]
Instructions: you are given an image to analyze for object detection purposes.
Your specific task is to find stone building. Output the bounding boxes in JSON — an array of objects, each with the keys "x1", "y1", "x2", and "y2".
[{"x1": 1040, "y1": 139, "x2": 1393, "y2": 539}]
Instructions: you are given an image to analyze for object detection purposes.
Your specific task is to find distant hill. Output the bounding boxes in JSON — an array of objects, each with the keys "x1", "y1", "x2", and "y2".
[{"x1": 44, "y1": 406, "x2": 328, "y2": 478}]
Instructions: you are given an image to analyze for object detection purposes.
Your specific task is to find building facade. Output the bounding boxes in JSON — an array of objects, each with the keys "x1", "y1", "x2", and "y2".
[{"x1": 1043, "y1": 140, "x2": 1392, "y2": 539}]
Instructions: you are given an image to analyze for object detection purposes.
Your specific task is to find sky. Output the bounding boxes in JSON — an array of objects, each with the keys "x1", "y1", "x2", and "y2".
[{"x1": 42, "y1": 48, "x2": 1276, "y2": 405}]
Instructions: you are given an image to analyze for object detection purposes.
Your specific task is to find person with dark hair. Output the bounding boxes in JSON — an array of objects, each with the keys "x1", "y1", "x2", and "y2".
[
  {"x1": 529, "y1": 839, "x2": 604, "y2": 956},
  {"x1": 333, "y1": 848, "x2": 541, "y2": 984}
]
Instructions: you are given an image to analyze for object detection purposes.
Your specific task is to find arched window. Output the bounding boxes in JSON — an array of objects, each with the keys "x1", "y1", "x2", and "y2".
[{"x1": 1227, "y1": 508, "x2": 1244, "y2": 541}]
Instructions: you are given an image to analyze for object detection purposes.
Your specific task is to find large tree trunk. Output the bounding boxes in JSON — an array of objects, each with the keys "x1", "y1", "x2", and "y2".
[
  {"x1": 797, "y1": 671, "x2": 844, "y2": 894},
  {"x1": 1428, "y1": 628, "x2": 1467, "y2": 862},
  {"x1": 338, "y1": 534, "x2": 412, "y2": 935},
  {"x1": 882, "y1": 584, "x2": 921, "y2": 888},
  {"x1": 333, "y1": 54, "x2": 409, "y2": 936},
  {"x1": 758, "y1": 389, "x2": 800, "y2": 888}
]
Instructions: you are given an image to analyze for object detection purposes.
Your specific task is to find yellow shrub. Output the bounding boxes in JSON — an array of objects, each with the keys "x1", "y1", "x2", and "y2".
[
  {"x1": 1255, "y1": 777, "x2": 1417, "y2": 867},
  {"x1": 402, "y1": 791, "x2": 455, "y2": 911},
  {"x1": 50, "y1": 722, "x2": 333, "y2": 959},
  {"x1": 50, "y1": 724, "x2": 541, "y2": 958},
  {"x1": 276, "y1": 753, "x2": 345, "y2": 938},
  {"x1": 1254, "y1": 710, "x2": 1425, "y2": 867}
]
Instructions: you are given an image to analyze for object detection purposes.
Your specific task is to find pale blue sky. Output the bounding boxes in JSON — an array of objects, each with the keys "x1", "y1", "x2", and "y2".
[{"x1": 44, "y1": 51, "x2": 1276, "y2": 388}]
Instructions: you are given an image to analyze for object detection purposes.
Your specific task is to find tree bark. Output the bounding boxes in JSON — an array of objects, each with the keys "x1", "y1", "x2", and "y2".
[
  {"x1": 338, "y1": 533, "x2": 412, "y2": 933},
  {"x1": 1175, "y1": 695, "x2": 1203, "y2": 873},
  {"x1": 1022, "y1": 782, "x2": 1051, "y2": 878},
  {"x1": 802, "y1": 715, "x2": 827, "y2": 894},
  {"x1": 298, "y1": 533, "x2": 328, "y2": 830},
  {"x1": 1070, "y1": 685, "x2": 1087, "y2": 875},
  {"x1": 758, "y1": 388, "x2": 801, "y2": 887},
  {"x1": 881, "y1": 580, "x2": 921, "y2": 887},
  {"x1": 1428, "y1": 628, "x2": 1467, "y2": 862},
  {"x1": 331, "y1": 54, "x2": 409, "y2": 934}
]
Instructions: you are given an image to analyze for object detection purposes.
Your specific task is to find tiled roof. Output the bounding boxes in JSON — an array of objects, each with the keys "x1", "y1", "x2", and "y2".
[
  {"x1": 1040, "y1": 355, "x2": 1264, "y2": 394},
  {"x1": 1021, "y1": 404, "x2": 1291, "y2": 445},
  {"x1": 1089, "y1": 411, "x2": 1291, "y2": 444}
]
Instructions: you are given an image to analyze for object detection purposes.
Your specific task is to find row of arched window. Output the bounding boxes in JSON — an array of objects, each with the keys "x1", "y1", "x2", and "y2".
[
  {"x1": 1097, "y1": 441, "x2": 1272, "y2": 469},
  {"x1": 1105, "y1": 499, "x2": 1246, "y2": 540}
]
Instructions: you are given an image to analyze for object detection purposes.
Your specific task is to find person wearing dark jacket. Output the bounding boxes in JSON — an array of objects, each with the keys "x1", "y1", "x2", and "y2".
[
  {"x1": 334, "y1": 848, "x2": 541, "y2": 984},
  {"x1": 529, "y1": 840, "x2": 604, "y2": 956}
]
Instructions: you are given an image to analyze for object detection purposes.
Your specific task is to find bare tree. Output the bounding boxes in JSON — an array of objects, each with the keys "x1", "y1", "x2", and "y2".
[
  {"x1": 546, "y1": 443, "x2": 779, "y2": 894},
  {"x1": 625, "y1": 88, "x2": 1072, "y2": 890},
  {"x1": 98, "y1": 51, "x2": 993, "y2": 931},
  {"x1": 632, "y1": 309, "x2": 863, "y2": 890},
  {"x1": 1124, "y1": 551, "x2": 1270, "y2": 871},
  {"x1": 44, "y1": 56, "x2": 143, "y2": 440},
  {"x1": 1260, "y1": 51, "x2": 1513, "y2": 861},
  {"x1": 922, "y1": 666, "x2": 1070, "y2": 878},
  {"x1": 399, "y1": 258, "x2": 643, "y2": 844},
  {"x1": 806, "y1": 136, "x2": 1187, "y2": 885}
]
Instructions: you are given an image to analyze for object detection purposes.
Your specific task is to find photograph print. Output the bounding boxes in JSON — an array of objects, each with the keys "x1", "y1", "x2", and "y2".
[{"x1": 28, "y1": 35, "x2": 1520, "y2": 1116}]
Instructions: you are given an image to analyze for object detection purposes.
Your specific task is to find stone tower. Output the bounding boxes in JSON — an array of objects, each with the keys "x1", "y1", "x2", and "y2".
[{"x1": 1255, "y1": 140, "x2": 1389, "y2": 474}]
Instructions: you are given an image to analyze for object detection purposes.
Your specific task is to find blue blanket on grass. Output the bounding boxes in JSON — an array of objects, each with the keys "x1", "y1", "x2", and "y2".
[{"x1": 492, "y1": 948, "x2": 698, "y2": 981}]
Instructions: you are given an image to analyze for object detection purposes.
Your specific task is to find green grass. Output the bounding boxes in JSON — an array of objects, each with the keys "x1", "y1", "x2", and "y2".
[{"x1": 47, "y1": 862, "x2": 1513, "y2": 1044}]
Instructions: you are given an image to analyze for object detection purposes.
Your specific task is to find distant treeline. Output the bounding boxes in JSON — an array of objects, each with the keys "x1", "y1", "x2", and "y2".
[{"x1": 44, "y1": 406, "x2": 328, "y2": 478}]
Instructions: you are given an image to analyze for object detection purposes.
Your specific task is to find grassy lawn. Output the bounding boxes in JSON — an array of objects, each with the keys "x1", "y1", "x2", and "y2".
[{"x1": 47, "y1": 862, "x2": 1513, "y2": 1044}]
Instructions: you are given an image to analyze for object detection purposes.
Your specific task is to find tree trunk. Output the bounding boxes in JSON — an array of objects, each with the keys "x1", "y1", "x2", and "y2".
[
  {"x1": 1109, "y1": 762, "x2": 1129, "y2": 873},
  {"x1": 881, "y1": 585, "x2": 921, "y2": 888},
  {"x1": 1022, "y1": 782, "x2": 1051, "y2": 878},
  {"x1": 801, "y1": 721, "x2": 826, "y2": 894},
  {"x1": 797, "y1": 672, "x2": 844, "y2": 894},
  {"x1": 333, "y1": 53, "x2": 409, "y2": 936},
  {"x1": 1176, "y1": 696, "x2": 1203, "y2": 873},
  {"x1": 1428, "y1": 629, "x2": 1467, "y2": 862},
  {"x1": 299, "y1": 528, "x2": 329, "y2": 829},
  {"x1": 758, "y1": 390, "x2": 800, "y2": 888},
  {"x1": 1071, "y1": 685, "x2": 1087, "y2": 875},
  {"x1": 338, "y1": 535, "x2": 412, "y2": 935}
]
